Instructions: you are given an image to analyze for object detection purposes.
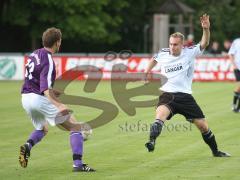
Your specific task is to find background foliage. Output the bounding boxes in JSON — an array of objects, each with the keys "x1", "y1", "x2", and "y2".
[{"x1": 0, "y1": 0, "x2": 239, "y2": 53}]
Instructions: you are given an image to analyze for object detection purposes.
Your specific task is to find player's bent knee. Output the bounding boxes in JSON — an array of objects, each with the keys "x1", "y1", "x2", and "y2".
[
  {"x1": 199, "y1": 126, "x2": 208, "y2": 133},
  {"x1": 236, "y1": 87, "x2": 240, "y2": 92},
  {"x1": 43, "y1": 129, "x2": 48, "y2": 135},
  {"x1": 156, "y1": 105, "x2": 170, "y2": 121},
  {"x1": 69, "y1": 127, "x2": 79, "y2": 132},
  {"x1": 57, "y1": 123, "x2": 71, "y2": 131},
  {"x1": 193, "y1": 119, "x2": 208, "y2": 133},
  {"x1": 42, "y1": 125, "x2": 48, "y2": 135},
  {"x1": 156, "y1": 113, "x2": 168, "y2": 121},
  {"x1": 70, "y1": 124, "x2": 83, "y2": 132},
  {"x1": 59, "y1": 122, "x2": 81, "y2": 132}
]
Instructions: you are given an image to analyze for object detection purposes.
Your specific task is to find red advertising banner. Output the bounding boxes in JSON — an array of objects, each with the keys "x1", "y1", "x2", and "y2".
[
  {"x1": 194, "y1": 56, "x2": 235, "y2": 81},
  {"x1": 23, "y1": 55, "x2": 235, "y2": 81}
]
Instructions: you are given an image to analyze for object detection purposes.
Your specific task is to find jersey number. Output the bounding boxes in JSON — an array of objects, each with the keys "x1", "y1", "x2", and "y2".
[{"x1": 25, "y1": 59, "x2": 35, "y2": 79}]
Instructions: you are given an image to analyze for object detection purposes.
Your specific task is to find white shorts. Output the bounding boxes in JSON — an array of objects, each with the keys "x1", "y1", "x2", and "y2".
[{"x1": 22, "y1": 93, "x2": 68, "y2": 130}]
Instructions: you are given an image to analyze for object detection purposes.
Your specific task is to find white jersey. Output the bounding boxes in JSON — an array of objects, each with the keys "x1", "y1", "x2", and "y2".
[
  {"x1": 154, "y1": 44, "x2": 203, "y2": 94},
  {"x1": 228, "y1": 38, "x2": 240, "y2": 70}
]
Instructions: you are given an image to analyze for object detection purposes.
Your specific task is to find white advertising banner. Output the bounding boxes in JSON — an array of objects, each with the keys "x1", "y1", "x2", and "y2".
[{"x1": 0, "y1": 55, "x2": 24, "y2": 80}]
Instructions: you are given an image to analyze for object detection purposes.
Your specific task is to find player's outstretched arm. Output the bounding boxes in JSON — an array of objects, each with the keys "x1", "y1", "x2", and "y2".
[
  {"x1": 144, "y1": 58, "x2": 157, "y2": 83},
  {"x1": 200, "y1": 14, "x2": 210, "y2": 50}
]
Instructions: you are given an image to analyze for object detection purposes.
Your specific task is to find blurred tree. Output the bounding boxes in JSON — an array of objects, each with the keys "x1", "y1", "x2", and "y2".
[
  {"x1": 106, "y1": 0, "x2": 165, "y2": 53},
  {"x1": 182, "y1": 0, "x2": 240, "y2": 43},
  {"x1": 0, "y1": 0, "x2": 128, "y2": 50},
  {"x1": 1, "y1": 0, "x2": 240, "y2": 52}
]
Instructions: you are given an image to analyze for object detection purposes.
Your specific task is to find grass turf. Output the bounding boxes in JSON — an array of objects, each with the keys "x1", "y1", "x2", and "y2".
[{"x1": 0, "y1": 81, "x2": 239, "y2": 180}]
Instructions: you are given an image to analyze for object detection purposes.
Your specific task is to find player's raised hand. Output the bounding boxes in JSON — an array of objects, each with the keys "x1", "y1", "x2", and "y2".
[{"x1": 200, "y1": 14, "x2": 210, "y2": 29}]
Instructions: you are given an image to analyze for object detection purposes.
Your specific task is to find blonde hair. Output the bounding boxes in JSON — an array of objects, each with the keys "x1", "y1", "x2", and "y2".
[{"x1": 170, "y1": 32, "x2": 185, "y2": 42}]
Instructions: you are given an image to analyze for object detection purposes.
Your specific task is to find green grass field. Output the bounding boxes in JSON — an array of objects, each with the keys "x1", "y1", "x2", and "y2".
[{"x1": 0, "y1": 81, "x2": 239, "y2": 180}]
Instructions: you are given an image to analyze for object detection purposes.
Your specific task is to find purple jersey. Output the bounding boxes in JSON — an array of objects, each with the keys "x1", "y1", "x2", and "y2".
[{"x1": 21, "y1": 48, "x2": 56, "y2": 95}]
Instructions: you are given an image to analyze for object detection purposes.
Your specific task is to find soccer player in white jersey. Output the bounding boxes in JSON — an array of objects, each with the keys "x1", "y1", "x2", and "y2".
[
  {"x1": 19, "y1": 27, "x2": 95, "y2": 172},
  {"x1": 144, "y1": 14, "x2": 230, "y2": 157},
  {"x1": 228, "y1": 38, "x2": 240, "y2": 112}
]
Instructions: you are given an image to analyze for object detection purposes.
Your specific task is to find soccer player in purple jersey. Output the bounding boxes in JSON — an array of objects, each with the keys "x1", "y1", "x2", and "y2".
[{"x1": 19, "y1": 27, "x2": 95, "y2": 172}]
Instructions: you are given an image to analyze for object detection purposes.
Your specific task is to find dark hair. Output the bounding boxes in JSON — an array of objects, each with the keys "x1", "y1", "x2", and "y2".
[{"x1": 42, "y1": 27, "x2": 62, "y2": 48}]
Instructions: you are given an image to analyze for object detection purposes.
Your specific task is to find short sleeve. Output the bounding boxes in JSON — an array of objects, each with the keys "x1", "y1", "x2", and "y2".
[
  {"x1": 153, "y1": 49, "x2": 167, "y2": 62},
  {"x1": 40, "y1": 54, "x2": 54, "y2": 94},
  {"x1": 190, "y1": 44, "x2": 204, "y2": 57}
]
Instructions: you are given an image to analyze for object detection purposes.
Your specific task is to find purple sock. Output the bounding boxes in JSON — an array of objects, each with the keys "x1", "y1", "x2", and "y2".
[
  {"x1": 27, "y1": 130, "x2": 45, "y2": 150},
  {"x1": 70, "y1": 131, "x2": 83, "y2": 167}
]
